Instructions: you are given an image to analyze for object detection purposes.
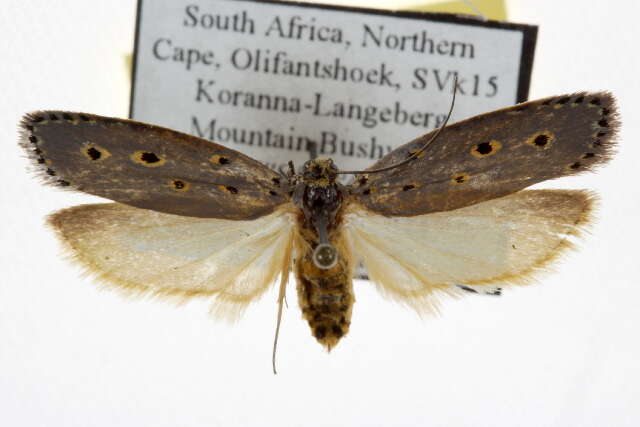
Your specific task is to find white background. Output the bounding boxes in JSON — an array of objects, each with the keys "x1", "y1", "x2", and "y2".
[{"x1": 1, "y1": 1, "x2": 638, "y2": 426}]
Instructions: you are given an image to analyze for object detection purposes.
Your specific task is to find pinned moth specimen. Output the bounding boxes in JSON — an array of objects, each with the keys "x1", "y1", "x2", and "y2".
[{"x1": 20, "y1": 92, "x2": 618, "y2": 372}]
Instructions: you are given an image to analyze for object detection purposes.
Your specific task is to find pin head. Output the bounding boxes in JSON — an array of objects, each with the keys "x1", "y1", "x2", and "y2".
[{"x1": 313, "y1": 243, "x2": 338, "y2": 269}]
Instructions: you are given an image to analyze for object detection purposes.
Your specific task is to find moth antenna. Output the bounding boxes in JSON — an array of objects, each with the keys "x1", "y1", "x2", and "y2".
[{"x1": 337, "y1": 75, "x2": 458, "y2": 175}]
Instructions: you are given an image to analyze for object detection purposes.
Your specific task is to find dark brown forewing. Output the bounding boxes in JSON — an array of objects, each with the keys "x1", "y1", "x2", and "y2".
[
  {"x1": 20, "y1": 112, "x2": 288, "y2": 219},
  {"x1": 350, "y1": 93, "x2": 618, "y2": 216}
]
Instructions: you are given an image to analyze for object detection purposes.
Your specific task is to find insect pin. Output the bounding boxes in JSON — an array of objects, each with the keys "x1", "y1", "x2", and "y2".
[{"x1": 20, "y1": 86, "x2": 618, "y2": 373}]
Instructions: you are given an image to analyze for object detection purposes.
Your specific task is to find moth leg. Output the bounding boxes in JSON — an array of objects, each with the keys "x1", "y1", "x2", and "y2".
[
  {"x1": 287, "y1": 161, "x2": 296, "y2": 180},
  {"x1": 272, "y1": 274, "x2": 287, "y2": 375},
  {"x1": 272, "y1": 236, "x2": 294, "y2": 375}
]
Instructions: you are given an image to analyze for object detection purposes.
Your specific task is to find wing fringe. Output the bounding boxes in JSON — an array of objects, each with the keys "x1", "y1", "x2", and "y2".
[
  {"x1": 521, "y1": 92, "x2": 620, "y2": 171},
  {"x1": 19, "y1": 111, "x2": 92, "y2": 190}
]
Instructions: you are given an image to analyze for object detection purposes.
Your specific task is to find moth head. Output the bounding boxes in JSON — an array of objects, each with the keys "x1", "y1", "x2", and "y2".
[{"x1": 302, "y1": 158, "x2": 338, "y2": 186}]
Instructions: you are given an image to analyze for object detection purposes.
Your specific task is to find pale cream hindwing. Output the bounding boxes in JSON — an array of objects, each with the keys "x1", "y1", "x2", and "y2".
[
  {"x1": 344, "y1": 190, "x2": 595, "y2": 315},
  {"x1": 48, "y1": 203, "x2": 296, "y2": 321}
]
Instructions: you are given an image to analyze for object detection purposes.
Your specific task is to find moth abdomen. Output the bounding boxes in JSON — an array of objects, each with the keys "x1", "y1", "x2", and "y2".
[{"x1": 295, "y1": 231, "x2": 354, "y2": 350}]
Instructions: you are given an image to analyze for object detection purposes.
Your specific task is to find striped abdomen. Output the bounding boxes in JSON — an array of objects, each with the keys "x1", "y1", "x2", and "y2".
[{"x1": 294, "y1": 227, "x2": 354, "y2": 350}]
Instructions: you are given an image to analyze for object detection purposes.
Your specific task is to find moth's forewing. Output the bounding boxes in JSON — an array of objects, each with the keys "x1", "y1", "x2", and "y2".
[
  {"x1": 351, "y1": 93, "x2": 618, "y2": 216},
  {"x1": 20, "y1": 112, "x2": 288, "y2": 219}
]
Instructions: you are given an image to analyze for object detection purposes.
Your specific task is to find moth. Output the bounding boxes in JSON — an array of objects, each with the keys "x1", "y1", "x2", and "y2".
[{"x1": 20, "y1": 92, "x2": 618, "y2": 372}]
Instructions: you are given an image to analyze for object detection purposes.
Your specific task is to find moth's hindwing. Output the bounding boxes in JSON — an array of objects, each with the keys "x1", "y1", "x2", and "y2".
[
  {"x1": 20, "y1": 112, "x2": 288, "y2": 219},
  {"x1": 48, "y1": 202, "x2": 296, "y2": 320},
  {"x1": 351, "y1": 93, "x2": 618, "y2": 216},
  {"x1": 344, "y1": 190, "x2": 595, "y2": 314}
]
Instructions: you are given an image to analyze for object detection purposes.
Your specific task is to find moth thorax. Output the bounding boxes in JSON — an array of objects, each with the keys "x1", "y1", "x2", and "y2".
[{"x1": 313, "y1": 243, "x2": 338, "y2": 269}]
